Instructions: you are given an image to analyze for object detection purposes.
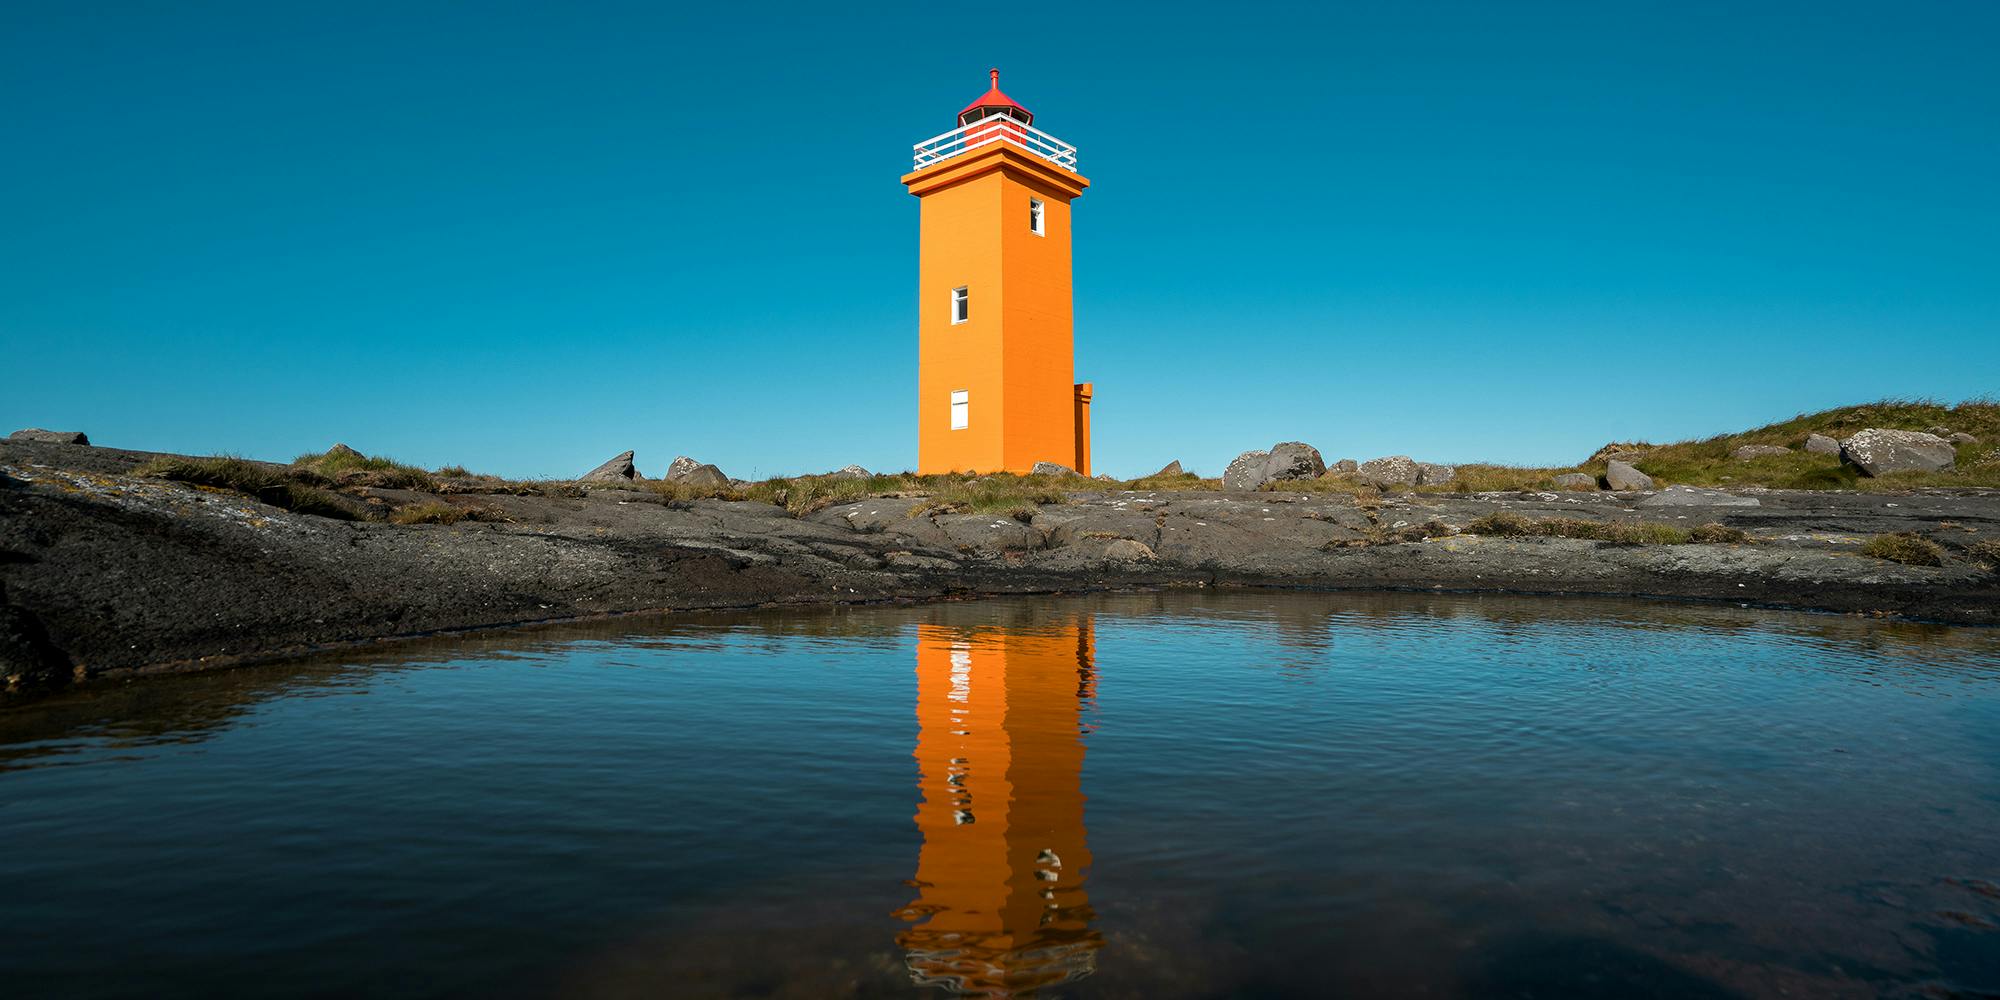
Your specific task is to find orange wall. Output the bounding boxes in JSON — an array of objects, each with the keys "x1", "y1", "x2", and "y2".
[{"x1": 907, "y1": 147, "x2": 1089, "y2": 475}]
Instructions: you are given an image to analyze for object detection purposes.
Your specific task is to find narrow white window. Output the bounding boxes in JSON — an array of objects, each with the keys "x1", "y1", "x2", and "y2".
[
  {"x1": 951, "y1": 286, "x2": 969, "y2": 324},
  {"x1": 950, "y1": 390, "x2": 969, "y2": 430},
  {"x1": 1029, "y1": 198, "x2": 1045, "y2": 236}
]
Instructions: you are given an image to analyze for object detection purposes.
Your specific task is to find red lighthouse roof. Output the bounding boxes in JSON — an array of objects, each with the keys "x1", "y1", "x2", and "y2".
[{"x1": 958, "y1": 68, "x2": 1033, "y2": 126}]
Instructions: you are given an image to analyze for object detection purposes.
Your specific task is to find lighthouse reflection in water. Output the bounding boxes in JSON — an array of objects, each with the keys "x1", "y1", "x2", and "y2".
[{"x1": 895, "y1": 615, "x2": 1103, "y2": 996}]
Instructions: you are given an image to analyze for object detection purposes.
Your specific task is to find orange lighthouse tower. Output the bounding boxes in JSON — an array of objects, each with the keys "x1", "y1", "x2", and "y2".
[{"x1": 905, "y1": 71, "x2": 1093, "y2": 475}]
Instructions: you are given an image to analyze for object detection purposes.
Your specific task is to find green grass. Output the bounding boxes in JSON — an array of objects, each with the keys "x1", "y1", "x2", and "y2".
[
  {"x1": 1462, "y1": 510, "x2": 1750, "y2": 546},
  {"x1": 138, "y1": 455, "x2": 367, "y2": 520},
  {"x1": 1859, "y1": 532, "x2": 1945, "y2": 566},
  {"x1": 388, "y1": 501, "x2": 504, "y2": 526},
  {"x1": 291, "y1": 445, "x2": 438, "y2": 491},
  {"x1": 1612, "y1": 399, "x2": 1999, "y2": 490}
]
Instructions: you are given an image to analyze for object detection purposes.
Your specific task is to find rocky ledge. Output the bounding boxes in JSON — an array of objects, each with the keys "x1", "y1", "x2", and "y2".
[{"x1": 3, "y1": 438, "x2": 1997, "y2": 699}]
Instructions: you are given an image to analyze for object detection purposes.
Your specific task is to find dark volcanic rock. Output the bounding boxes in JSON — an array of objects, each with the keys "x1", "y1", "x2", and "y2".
[
  {"x1": 8, "y1": 429, "x2": 89, "y2": 445},
  {"x1": 1841, "y1": 429, "x2": 1956, "y2": 476},
  {"x1": 580, "y1": 450, "x2": 640, "y2": 483},
  {"x1": 1639, "y1": 485, "x2": 1761, "y2": 507},
  {"x1": 5, "y1": 437, "x2": 1999, "y2": 704}
]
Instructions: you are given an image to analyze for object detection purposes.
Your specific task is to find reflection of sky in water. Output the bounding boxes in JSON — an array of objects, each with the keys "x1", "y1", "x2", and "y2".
[{"x1": 1, "y1": 592, "x2": 1997, "y2": 998}]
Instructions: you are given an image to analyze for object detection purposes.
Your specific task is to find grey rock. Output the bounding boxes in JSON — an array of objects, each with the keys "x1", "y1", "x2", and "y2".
[
  {"x1": 1357, "y1": 455, "x2": 1420, "y2": 487},
  {"x1": 664, "y1": 456, "x2": 729, "y2": 486},
  {"x1": 1731, "y1": 444, "x2": 1791, "y2": 460},
  {"x1": 1325, "y1": 459, "x2": 1358, "y2": 476},
  {"x1": 1222, "y1": 449, "x2": 1271, "y2": 490},
  {"x1": 675, "y1": 463, "x2": 730, "y2": 488},
  {"x1": 1927, "y1": 426, "x2": 1954, "y2": 438},
  {"x1": 1094, "y1": 473, "x2": 1116, "y2": 482},
  {"x1": 828, "y1": 464, "x2": 872, "y2": 479},
  {"x1": 1416, "y1": 462, "x2": 1457, "y2": 486},
  {"x1": 1264, "y1": 442, "x2": 1326, "y2": 482},
  {"x1": 1103, "y1": 539, "x2": 1156, "y2": 562},
  {"x1": 579, "y1": 450, "x2": 640, "y2": 483},
  {"x1": 1949, "y1": 432, "x2": 1979, "y2": 445},
  {"x1": 8, "y1": 429, "x2": 90, "y2": 446},
  {"x1": 1150, "y1": 460, "x2": 1184, "y2": 477},
  {"x1": 1551, "y1": 473, "x2": 1598, "y2": 491},
  {"x1": 324, "y1": 442, "x2": 364, "y2": 460},
  {"x1": 1804, "y1": 433, "x2": 1841, "y2": 455},
  {"x1": 1225, "y1": 443, "x2": 1326, "y2": 491},
  {"x1": 1638, "y1": 485, "x2": 1761, "y2": 508},
  {"x1": 1604, "y1": 460, "x2": 1654, "y2": 491},
  {"x1": 1840, "y1": 429, "x2": 1956, "y2": 476},
  {"x1": 1031, "y1": 461, "x2": 1078, "y2": 477}
]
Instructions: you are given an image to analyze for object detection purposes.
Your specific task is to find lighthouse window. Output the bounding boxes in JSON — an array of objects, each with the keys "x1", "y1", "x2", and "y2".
[
  {"x1": 951, "y1": 286, "x2": 969, "y2": 324},
  {"x1": 950, "y1": 390, "x2": 970, "y2": 430},
  {"x1": 1029, "y1": 198, "x2": 1045, "y2": 235}
]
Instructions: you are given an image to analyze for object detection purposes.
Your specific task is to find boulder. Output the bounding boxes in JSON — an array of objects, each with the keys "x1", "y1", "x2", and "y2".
[
  {"x1": 1603, "y1": 460, "x2": 1654, "y2": 491},
  {"x1": 828, "y1": 464, "x2": 871, "y2": 480},
  {"x1": 1264, "y1": 442, "x2": 1326, "y2": 481},
  {"x1": 579, "y1": 450, "x2": 640, "y2": 483},
  {"x1": 1839, "y1": 429, "x2": 1956, "y2": 476},
  {"x1": 1927, "y1": 426, "x2": 1954, "y2": 438},
  {"x1": 1550, "y1": 473, "x2": 1598, "y2": 491},
  {"x1": 1356, "y1": 456, "x2": 1420, "y2": 487},
  {"x1": 675, "y1": 463, "x2": 730, "y2": 488},
  {"x1": 325, "y1": 442, "x2": 364, "y2": 460},
  {"x1": 1731, "y1": 444, "x2": 1791, "y2": 460},
  {"x1": 1950, "y1": 432, "x2": 1979, "y2": 445},
  {"x1": 7, "y1": 428, "x2": 89, "y2": 445},
  {"x1": 1803, "y1": 433, "x2": 1841, "y2": 455},
  {"x1": 1221, "y1": 443, "x2": 1324, "y2": 490},
  {"x1": 1326, "y1": 459, "x2": 1358, "y2": 476},
  {"x1": 1031, "y1": 461, "x2": 1078, "y2": 477},
  {"x1": 1103, "y1": 539, "x2": 1156, "y2": 562},
  {"x1": 1222, "y1": 450, "x2": 1271, "y2": 490},
  {"x1": 1416, "y1": 462, "x2": 1457, "y2": 486},
  {"x1": 663, "y1": 455, "x2": 730, "y2": 486},
  {"x1": 1150, "y1": 460, "x2": 1183, "y2": 478},
  {"x1": 1638, "y1": 485, "x2": 1760, "y2": 508}
]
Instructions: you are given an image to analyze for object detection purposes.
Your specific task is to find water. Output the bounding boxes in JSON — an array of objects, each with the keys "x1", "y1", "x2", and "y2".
[{"x1": 3, "y1": 592, "x2": 1999, "y2": 999}]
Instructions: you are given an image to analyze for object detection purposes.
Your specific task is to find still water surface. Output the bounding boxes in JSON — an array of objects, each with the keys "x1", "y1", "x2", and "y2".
[{"x1": 3, "y1": 592, "x2": 2000, "y2": 998}]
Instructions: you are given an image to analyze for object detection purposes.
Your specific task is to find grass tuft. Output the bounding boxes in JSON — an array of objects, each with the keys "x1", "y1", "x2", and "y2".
[
  {"x1": 1859, "y1": 532, "x2": 1945, "y2": 566},
  {"x1": 138, "y1": 456, "x2": 367, "y2": 520},
  {"x1": 292, "y1": 446, "x2": 438, "y2": 491},
  {"x1": 1462, "y1": 510, "x2": 1720, "y2": 545},
  {"x1": 389, "y1": 502, "x2": 504, "y2": 526}
]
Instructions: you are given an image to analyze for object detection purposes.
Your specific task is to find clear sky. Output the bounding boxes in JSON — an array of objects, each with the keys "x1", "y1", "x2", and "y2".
[{"x1": 4, "y1": 2, "x2": 1996, "y2": 479}]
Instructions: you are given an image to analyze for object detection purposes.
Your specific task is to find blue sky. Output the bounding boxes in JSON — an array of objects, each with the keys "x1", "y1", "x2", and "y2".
[{"x1": 4, "y1": 2, "x2": 1996, "y2": 478}]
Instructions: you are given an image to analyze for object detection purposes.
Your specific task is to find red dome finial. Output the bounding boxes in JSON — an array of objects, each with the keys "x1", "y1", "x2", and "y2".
[{"x1": 959, "y1": 67, "x2": 1033, "y2": 126}]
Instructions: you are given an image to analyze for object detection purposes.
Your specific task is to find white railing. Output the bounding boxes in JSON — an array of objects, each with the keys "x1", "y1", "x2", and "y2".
[{"x1": 911, "y1": 116, "x2": 1079, "y2": 172}]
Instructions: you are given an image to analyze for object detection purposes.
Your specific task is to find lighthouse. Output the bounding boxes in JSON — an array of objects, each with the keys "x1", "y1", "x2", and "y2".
[{"x1": 904, "y1": 70, "x2": 1092, "y2": 475}]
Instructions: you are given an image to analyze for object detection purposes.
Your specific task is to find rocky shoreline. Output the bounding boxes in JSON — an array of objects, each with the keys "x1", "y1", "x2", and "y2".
[{"x1": 3, "y1": 437, "x2": 1998, "y2": 700}]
